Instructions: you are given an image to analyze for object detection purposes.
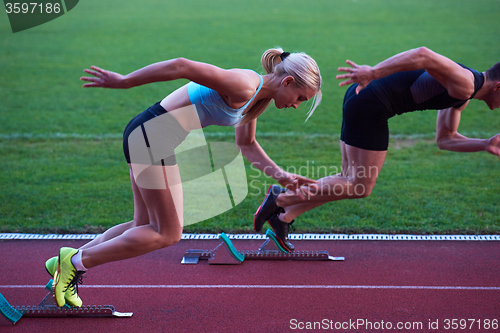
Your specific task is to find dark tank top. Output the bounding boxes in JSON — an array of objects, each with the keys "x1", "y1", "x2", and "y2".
[{"x1": 367, "y1": 64, "x2": 484, "y2": 118}]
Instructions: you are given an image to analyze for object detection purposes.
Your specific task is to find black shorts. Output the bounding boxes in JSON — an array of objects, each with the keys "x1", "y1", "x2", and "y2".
[
  {"x1": 341, "y1": 84, "x2": 391, "y2": 151},
  {"x1": 123, "y1": 102, "x2": 189, "y2": 166}
]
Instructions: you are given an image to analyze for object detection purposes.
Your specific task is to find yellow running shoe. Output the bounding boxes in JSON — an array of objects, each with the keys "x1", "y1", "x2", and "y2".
[
  {"x1": 52, "y1": 248, "x2": 85, "y2": 307},
  {"x1": 45, "y1": 256, "x2": 83, "y2": 307}
]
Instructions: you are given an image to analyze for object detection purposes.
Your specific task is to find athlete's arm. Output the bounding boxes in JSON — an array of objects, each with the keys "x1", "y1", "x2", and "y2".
[
  {"x1": 436, "y1": 102, "x2": 500, "y2": 157},
  {"x1": 337, "y1": 47, "x2": 475, "y2": 99},
  {"x1": 235, "y1": 120, "x2": 317, "y2": 193},
  {"x1": 80, "y1": 58, "x2": 258, "y2": 103}
]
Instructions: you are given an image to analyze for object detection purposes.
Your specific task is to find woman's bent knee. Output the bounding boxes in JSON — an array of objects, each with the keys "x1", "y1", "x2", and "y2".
[
  {"x1": 156, "y1": 231, "x2": 182, "y2": 248},
  {"x1": 350, "y1": 182, "x2": 375, "y2": 199}
]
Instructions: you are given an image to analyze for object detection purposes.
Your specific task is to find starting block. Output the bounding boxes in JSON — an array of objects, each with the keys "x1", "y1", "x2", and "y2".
[
  {"x1": 181, "y1": 229, "x2": 345, "y2": 265},
  {"x1": 0, "y1": 280, "x2": 132, "y2": 326}
]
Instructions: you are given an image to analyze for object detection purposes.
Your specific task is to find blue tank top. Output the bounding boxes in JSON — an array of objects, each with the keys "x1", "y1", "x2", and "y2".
[{"x1": 187, "y1": 72, "x2": 264, "y2": 127}]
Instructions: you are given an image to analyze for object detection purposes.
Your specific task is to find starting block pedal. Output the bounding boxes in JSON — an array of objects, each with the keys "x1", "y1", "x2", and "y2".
[
  {"x1": 0, "y1": 279, "x2": 132, "y2": 325},
  {"x1": 181, "y1": 230, "x2": 345, "y2": 265}
]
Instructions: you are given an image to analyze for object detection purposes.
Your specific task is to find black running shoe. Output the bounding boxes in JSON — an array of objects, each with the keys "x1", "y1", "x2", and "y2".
[
  {"x1": 253, "y1": 185, "x2": 286, "y2": 232},
  {"x1": 268, "y1": 214, "x2": 295, "y2": 252}
]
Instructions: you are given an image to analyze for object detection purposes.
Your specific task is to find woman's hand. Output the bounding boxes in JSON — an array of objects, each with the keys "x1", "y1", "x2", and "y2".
[
  {"x1": 486, "y1": 134, "x2": 500, "y2": 158},
  {"x1": 336, "y1": 60, "x2": 374, "y2": 94},
  {"x1": 276, "y1": 171, "x2": 318, "y2": 200},
  {"x1": 80, "y1": 66, "x2": 127, "y2": 89}
]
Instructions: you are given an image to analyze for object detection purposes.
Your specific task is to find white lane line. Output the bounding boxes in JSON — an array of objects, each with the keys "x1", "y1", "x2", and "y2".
[
  {"x1": 2, "y1": 233, "x2": 500, "y2": 241},
  {"x1": 1, "y1": 285, "x2": 499, "y2": 291}
]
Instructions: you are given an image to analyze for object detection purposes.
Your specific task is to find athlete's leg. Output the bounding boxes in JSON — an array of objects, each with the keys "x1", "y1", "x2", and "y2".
[
  {"x1": 79, "y1": 164, "x2": 183, "y2": 269},
  {"x1": 278, "y1": 141, "x2": 387, "y2": 222}
]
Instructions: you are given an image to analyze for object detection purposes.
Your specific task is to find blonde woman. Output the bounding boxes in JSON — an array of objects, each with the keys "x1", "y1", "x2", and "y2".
[{"x1": 47, "y1": 48, "x2": 322, "y2": 307}]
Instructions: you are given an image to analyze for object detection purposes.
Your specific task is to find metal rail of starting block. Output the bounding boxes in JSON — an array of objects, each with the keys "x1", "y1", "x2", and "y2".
[
  {"x1": 181, "y1": 229, "x2": 345, "y2": 265},
  {"x1": 0, "y1": 280, "x2": 132, "y2": 326}
]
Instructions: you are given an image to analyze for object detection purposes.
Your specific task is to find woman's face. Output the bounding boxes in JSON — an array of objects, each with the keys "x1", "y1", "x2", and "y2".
[{"x1": 274, "y1": 76, "x2": 317, "y2": 109}]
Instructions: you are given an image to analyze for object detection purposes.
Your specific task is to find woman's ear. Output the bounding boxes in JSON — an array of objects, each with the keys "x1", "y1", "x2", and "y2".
[{"x1": 282, "y1": 75, "x2": 295, "y2": 87}]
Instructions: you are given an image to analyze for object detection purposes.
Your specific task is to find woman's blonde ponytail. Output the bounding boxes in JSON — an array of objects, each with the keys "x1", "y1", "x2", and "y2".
[{"x1": 261, "y1": 48, "x2": 285, "y2": 74}]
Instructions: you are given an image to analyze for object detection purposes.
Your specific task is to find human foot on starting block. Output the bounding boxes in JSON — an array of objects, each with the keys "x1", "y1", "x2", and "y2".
[
  {"x1": 45, "y1": 256, "x2": 83, "y2": 307},
  {"x1": 265, "y1": 229, "x2": 292, "y2": 253},
  {"x1": 267, "y1": 215, "x2": 295, "y2": 252},
  {"x1": 51, "y1": 248, "x2": 86, "y2": 307}
]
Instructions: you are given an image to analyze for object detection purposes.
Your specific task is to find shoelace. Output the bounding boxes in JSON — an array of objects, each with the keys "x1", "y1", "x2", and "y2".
[{"x1": 63, "y1": 271, "x2": 85, "y2": 295}]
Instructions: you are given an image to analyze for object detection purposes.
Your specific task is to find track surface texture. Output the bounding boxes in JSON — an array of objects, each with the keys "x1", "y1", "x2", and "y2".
[{"x1": 1, "y1": 239, "x2": 499, "y2": 332}]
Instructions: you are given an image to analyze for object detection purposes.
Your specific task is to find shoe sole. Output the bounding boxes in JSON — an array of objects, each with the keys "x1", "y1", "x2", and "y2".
[
  {"x1": 52, "y1": 262, "x2": 62, "y2": 306},
  {"x1": 253, "y1": 185, "x2": 276, "y2": 232}
]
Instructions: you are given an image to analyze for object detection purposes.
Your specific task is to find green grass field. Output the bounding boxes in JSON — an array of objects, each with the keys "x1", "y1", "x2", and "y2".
[{"x1": 1, "y1": 0, "x2": 499, "y2": 234}]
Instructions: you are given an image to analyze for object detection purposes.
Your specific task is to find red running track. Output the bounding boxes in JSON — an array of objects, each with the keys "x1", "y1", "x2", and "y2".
[{"x1": 0, "y1": 238, "x2": 499, "y2": 332}]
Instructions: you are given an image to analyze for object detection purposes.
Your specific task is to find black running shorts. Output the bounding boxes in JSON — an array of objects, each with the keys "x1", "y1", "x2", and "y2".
[
  {"x1": 123, "y1": 102, "x2": 189, "y2": 166},
  {"x1": 341, "y1": 84, "x2": 390, "y2": 151}
]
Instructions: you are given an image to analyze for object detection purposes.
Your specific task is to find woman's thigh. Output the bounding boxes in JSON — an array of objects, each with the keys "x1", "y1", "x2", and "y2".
[{"x1": 132, "y1": 164, "x2": 184, "y2": 233}]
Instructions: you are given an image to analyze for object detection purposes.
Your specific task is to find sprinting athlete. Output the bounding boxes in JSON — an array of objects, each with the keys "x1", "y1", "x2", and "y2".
[
  {"x1": 254, "y1": 47, "x2": 500, "y2": 252},
  {"x1": 47, "y1": 48, "x2": 322, "y2": 307}
]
